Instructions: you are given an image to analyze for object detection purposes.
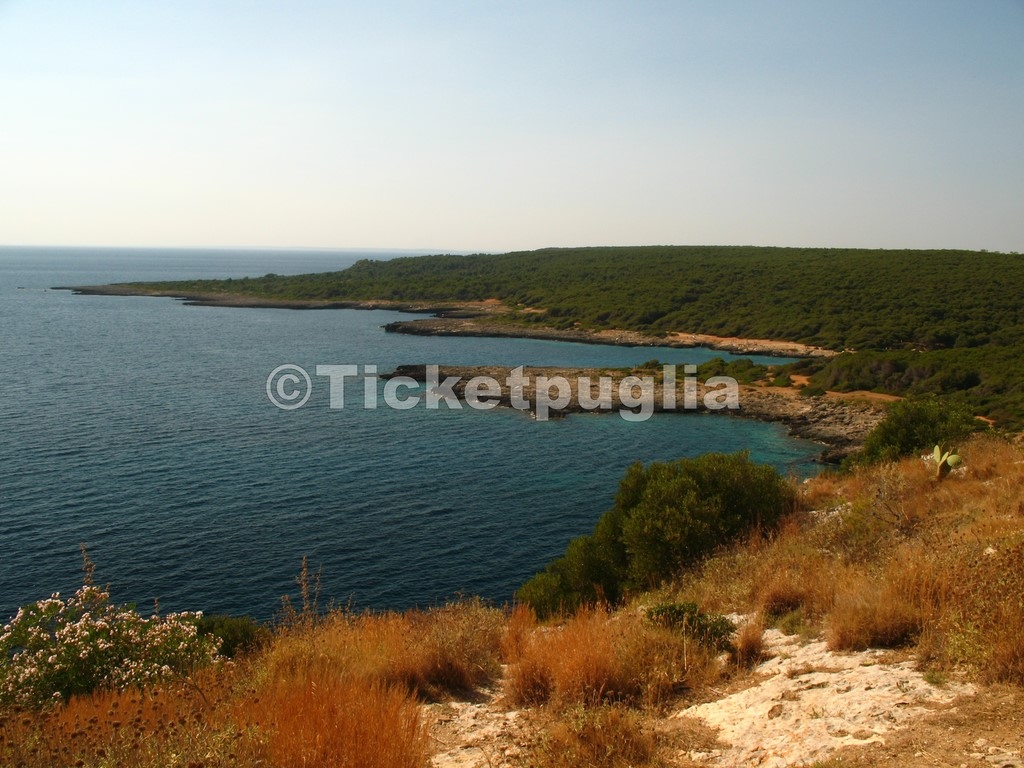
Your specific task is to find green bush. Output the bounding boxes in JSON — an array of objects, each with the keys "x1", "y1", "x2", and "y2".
[
  {"x1": 697, "y1": 357, "x2": 770, "y2": 385},
  {"x1": 855, "y1": 397, "x2": 981, "y2": 465},
  {"x1": 518, "y1": 452, "x2": 795, "y2": 617},
  {"x1": 646, "y1": 602, "x2": 736, "y2": 652},
  {"x1": 619, "y1": 452, "x2": 794, "y2": 588},
  {"x1": 197, "y1": 614, "x2": 270, "y2": 658}
]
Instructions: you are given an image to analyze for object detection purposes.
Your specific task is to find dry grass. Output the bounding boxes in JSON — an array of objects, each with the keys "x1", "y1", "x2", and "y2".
[
  {"x1": 755, "y1": 554, "x2": 839, "y2": 627},
  {"x1": 827, "y1": 573, "x2": 922, "y2": 651},
  {"x1": 529, "y1": 705, "x2": 665, "y2": 768},
  {"x1": 931, "y1": 539, "x2": 1024, "y2": 684},
  {"x1": 826, "y1": 543, "x2": 952, "y2": 651},
  {"x1": 0, "y1": 599, "x2": 500, "y2": 767},
  {"x1": 0, "y1": 666, "x2": 254, "y2": 768},
  {"x1": 733, "y1": 615, "x2": 766, "y2": 668},
  {"x1": 259, "y1": 597, "x2": 504, "y2": 700},
  {"x1": 504, "y1": 606, "x2": 720, "y2": 709},
  {"x1": 235, "y1": 672, "x2": 428, "y2": 768},
  {"x1": 670, "y1": 515, "x2": 840, "y2": 634},
  {"x1": 669, "y1": 434, "x2": 1024, "y2": 682},
  {"x1": 501, "y1": 602, "x2": 539, "y2": 662}
]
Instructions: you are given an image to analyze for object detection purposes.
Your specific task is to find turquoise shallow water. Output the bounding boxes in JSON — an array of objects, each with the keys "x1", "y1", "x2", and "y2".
[{"x1": 0, "y1": 247, "x2": 820, "y2": 621}]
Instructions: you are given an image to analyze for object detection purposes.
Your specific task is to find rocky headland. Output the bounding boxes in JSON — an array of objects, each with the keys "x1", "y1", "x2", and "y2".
[{"x1": 385, "y1": 364, "x2": 884, "y2": 463}]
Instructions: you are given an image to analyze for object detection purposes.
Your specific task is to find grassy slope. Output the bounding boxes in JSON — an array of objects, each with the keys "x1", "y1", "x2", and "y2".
[
  {"x1": 4, "y1": 435, "x2": 1023, "y2": 767},
  {"x1": 117, "y1": 246, "x2": 1024, "y2": 426}
]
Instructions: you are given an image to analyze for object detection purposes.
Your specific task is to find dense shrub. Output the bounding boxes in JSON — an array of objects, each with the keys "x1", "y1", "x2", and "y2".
[
  {"x1": 518, "y1": 452, "x2": 794, "y2": 617},
  {"x1": 696, "y1": 357, "x2": 770, "y2": 385},
  {"x1": 516, "y1": 535, "x2": 624, "y2": 618},
  {"x1": 0, "y1": 584, "x2": 219, "y2": 709},
  {"x1": 855, "y1": 396, "x2": 981, "y2": 465}
]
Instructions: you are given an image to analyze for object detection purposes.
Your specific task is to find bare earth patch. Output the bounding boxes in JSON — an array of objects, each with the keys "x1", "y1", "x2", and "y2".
[
  {"x1": 423, "y1": 629, "x2": 1024, "y2": 768},
  {"x1": 666, "y1": 332, "x2": 837, "y2": 359},
  {"x1": 823, "y1": 685, "x2": 1024, "y2": 767},
  {"x1": 675, "y1": 629, "x2": 975, "y2": 767}
]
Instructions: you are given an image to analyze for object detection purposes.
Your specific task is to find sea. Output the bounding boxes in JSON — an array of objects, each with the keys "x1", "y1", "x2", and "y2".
[{"x1": 0, "y1": 247, "x2": 822, "y2": 622}]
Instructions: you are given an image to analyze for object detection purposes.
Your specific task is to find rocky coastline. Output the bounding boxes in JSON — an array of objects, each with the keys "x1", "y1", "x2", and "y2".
[
  {"x1": 383, "y1": 317, "x2": 838, "y2": 359},
  {"x1": 385, "y1": 364, "x2": 883, "y2": 463},
  {"x1": 61, "y1": 285, "x2": 872, "y2": 460},
  {"x1": 60, "y1": 285, "x2": 836, "y2": 359},
  {"x1": 58, "y1": 285, "x2": 458, "y2": 313}
]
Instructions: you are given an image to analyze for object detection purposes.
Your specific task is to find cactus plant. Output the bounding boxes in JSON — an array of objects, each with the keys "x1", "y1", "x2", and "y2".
[{"x1": 933, "y1": 444, "x2": 962, "y2": 480}]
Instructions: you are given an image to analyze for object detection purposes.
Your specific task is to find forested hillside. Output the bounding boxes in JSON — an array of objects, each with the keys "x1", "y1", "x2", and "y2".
[{"x1": 117, "y1": 246, "x2": 1024, "y2": 425}]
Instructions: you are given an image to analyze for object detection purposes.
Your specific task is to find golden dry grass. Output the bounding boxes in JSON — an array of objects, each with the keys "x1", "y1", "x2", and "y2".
[
  {"x1": 669, "y1": 434, "x2": 1024, "y2": 682},
  {"x1": 0, "y1": 667, "x2": 253, "y2": 768},
  {"x1": 0, "y1": 599, "x2": 500, "y2": 768},
  {"x1": 235, "y1": 672, "x2": 428, "y2": 768},
  {"x1": 529, "y1": 705, "x2": 665, "y2": 768},
  {"x1": 732, "y1": 615, "x2": 766, "y2": 668},
  {"x1": 259, "y1": 597, "x2": 504, "y2": 700},
  {"x1": 504, "y1": 606, "x2": 720, "y2": 709}
]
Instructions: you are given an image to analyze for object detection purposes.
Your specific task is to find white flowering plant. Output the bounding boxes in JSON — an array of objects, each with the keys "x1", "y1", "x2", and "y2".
[{"x1": 0, "y1": 582, "x2": 220, "y2": 709}]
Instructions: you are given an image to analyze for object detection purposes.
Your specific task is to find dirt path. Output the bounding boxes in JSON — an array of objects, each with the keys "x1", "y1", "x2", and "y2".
[
  {"x1": 781, "y1": 374, "x2": 902, "y2": 404},
  {"x1": 427, "y1": 678, "x2": 533, "y2": 768},
  {"x1": 425, "y1": 627, "x2": 1022, "y2": 768}
]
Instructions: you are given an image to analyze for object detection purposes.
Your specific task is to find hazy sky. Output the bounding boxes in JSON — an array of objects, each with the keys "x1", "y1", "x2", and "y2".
[{"x1": 1, "y1": 1, "x2": 1022, "y2": 252}]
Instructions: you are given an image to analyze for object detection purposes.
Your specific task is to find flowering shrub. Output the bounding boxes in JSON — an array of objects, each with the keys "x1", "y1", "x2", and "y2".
[{"x1": 0, "y1": 583, "x2": 220, "y2": 709}]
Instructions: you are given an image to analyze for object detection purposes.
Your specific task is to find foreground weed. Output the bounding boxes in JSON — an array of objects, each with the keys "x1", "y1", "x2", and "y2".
[{"x1": 530, "y1": 705, "x2": 665, "y2": 768}]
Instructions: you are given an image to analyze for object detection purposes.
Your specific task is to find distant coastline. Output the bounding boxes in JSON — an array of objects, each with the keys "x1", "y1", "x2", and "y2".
[
  {"x1": 59, "y1": 283, "x2": 876, "y2": 462},
  {"x1": 58, "y1": 284, "x2": 836, "y2": 359},
  {"x1": 53, "y1": 244, "x2": 1024, "y2": 430}
]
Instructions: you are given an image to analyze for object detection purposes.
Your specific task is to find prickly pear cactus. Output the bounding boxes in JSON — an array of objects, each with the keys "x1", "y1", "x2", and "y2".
[{"x1": 933, "y1": 445, "x2": 962, "y2": 480}]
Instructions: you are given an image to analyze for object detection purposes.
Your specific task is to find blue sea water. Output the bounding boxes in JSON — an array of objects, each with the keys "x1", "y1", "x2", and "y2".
[{"x1": 0, "y1": 247, "x2": 821, "y2": 622}]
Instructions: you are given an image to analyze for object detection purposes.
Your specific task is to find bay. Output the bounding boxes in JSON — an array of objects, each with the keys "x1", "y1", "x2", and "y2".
[{"x1": 0, "y1": 247, "x2": 820, "y2": 621}]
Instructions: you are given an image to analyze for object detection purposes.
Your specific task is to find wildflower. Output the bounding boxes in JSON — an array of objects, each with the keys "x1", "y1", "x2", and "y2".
[{"x1": 1, "y1": 579, "x2": 219, "y2": 708}]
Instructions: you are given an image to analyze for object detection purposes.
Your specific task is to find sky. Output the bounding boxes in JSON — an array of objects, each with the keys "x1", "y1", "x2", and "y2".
[{"x1": 1, "y1": 1, "x2": 1022, "y2": 253}]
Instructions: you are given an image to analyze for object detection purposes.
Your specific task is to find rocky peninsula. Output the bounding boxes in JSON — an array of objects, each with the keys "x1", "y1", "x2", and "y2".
[
  {"x1": 61, "y1": 285, "x2": 837, "y2": 359},
  {"x1": 382, "y1": 316, "x2": 838, "y2": 359},
  {"x1": 61, "y1": 286, "x2": 876, "y2": 459},
  {"x1": 385, "y1": 364, "x2": 884, "y2": 463}
]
